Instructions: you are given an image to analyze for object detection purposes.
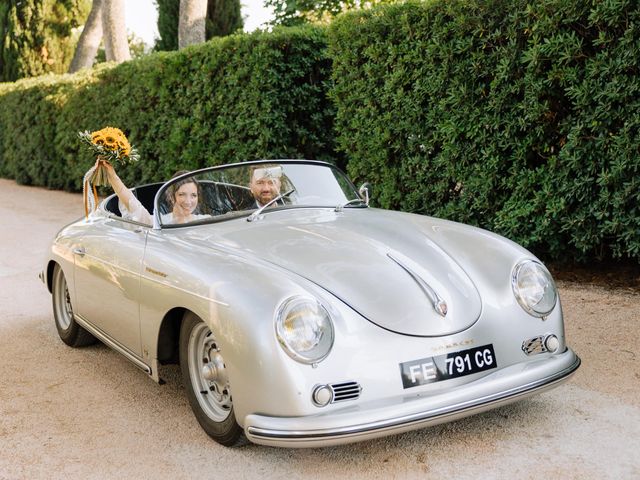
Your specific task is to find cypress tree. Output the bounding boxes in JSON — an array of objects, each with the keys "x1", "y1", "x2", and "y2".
[
  {"x1": 0, "y1": 3, "x2": 12, "y2": 78},
  {"x1": 0, "y1": 0, "x2": 90, "y2": 82},
  {"x1": 206, "y1": 0, "x2": 243, "y2": 38},
  {"x1": 155, "y1": 0, "x2": 179, "y2": 51}
]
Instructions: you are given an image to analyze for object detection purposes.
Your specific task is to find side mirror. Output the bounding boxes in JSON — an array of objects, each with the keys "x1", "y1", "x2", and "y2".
[{"x1": 358, "y1": 182, "x2": 371, "y2": 206}]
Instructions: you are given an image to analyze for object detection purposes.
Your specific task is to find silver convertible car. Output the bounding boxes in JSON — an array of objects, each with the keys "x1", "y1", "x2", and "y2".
[{"x1": 42, "y1": 160, "x2": 580, "y2": 447}]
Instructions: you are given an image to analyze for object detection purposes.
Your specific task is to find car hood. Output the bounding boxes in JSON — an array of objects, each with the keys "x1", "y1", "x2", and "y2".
[{"x1": 197, "y1": 208, "x2": 485, "y2": 337}]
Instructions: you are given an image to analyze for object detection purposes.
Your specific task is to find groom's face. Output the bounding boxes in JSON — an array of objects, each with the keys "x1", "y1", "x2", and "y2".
[{"x1": 250, "y1": 169, "x2": 281, "y2": 206}]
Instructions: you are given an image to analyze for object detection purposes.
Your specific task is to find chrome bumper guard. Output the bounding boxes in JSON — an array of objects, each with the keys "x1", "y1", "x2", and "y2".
[{"x1": 245, "y1": 349, "x2": 580, "y2": 448}]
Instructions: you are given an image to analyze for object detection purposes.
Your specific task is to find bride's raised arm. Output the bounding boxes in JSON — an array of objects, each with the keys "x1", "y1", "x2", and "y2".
[{"x1": 100, "y1": 160, "x2": 152, "y2": 224}]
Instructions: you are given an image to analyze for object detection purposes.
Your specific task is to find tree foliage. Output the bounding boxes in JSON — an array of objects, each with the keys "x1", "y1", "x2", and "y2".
[
  {"x1": 155, "y1": 0, "x2": 180, "y2": 51},
  {"x1": 265, "y1": 0, "x2": 392, "y2": 26},
  {"x1": 206, "y1": 0, "x2": 243, "y2": 38},
  {"x1": 0, "y1": 0, "x2": 90, "y2": 82}
]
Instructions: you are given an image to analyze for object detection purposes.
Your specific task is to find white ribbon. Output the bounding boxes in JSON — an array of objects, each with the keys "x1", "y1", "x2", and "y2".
[{"x1": 82, "y1": 164, "x2": 98, "y2": 217}]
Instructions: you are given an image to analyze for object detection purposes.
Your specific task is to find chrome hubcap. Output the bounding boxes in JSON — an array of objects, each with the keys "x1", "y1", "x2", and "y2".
[
  {"x1": 54, "y1": 270, "x2": 73, "y2": 330},
  {"x1": 188, "y1": 323, "x2": 232, "y2": 422}
]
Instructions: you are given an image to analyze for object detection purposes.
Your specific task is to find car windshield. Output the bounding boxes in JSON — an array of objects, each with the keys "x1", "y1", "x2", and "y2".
[{"x1": 155, "y1": 161, "x2": 362, "y2": 227}]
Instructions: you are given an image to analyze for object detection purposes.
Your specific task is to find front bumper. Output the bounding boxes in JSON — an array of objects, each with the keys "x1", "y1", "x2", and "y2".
[{"x1": 244, "y1": 348, "x2": 580, "y2": 448}]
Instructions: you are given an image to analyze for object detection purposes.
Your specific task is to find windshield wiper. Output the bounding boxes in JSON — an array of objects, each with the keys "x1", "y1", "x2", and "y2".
[
  {"x1": 334, "y1": 198, "x2": 367, "y2": 212},
  {"x1": 247, "y1": 188, "x2": 295, "y2": 222}
]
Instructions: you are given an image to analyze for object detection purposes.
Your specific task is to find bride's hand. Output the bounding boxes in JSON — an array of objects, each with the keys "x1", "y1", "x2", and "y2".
[{"x1": 96, "y1": 159, "x2": 115, "y2": 175}]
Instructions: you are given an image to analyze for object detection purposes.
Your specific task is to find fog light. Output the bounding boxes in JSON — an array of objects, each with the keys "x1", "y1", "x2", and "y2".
[
  {"x1": 312, "y1": 384, "x2": 333, "y2": 407},
  {"x1": 544, "y1": 334, "x2": 560, "y2": 353},
  {"x1": 522, "y1": 334, "x2": 560, "y2": 355}
]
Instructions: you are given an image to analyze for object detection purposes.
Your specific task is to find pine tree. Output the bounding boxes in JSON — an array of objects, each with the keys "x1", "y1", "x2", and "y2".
[{"x1": 0, "y1": 0, "x2": 90, "y2": 82}]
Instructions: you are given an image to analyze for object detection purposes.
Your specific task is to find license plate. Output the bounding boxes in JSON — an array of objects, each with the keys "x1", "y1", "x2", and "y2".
[{"x1": 399, "y1": 344, "x2": 497, "y2": 389}]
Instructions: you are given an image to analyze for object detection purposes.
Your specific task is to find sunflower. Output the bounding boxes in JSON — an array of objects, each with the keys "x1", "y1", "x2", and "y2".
[
  {"x1": 79, "y1": 126, "x2": 139, "y2": 166},
  {"x1": 117, "y1": 137, "x2": 131, "y2": 156},
  {"x1": 78, "y1": 126, "x2": 140, "y2": 217}
]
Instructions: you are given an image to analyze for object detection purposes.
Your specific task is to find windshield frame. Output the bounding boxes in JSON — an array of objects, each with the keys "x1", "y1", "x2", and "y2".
[{"x1": 152, "y1": 159, "x2": 361, "y2": 229}]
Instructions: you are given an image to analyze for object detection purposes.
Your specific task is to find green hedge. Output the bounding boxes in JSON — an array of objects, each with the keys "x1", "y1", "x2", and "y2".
[
  {"x1": 328, "y1": 0, "x2": 640, "y2": 261},
  {"x1": 0, "y1": 26, "x2": 336, "y2": 191},
  {"x1": 2, "y1": 1, "x2": 640, "y2": 263}
]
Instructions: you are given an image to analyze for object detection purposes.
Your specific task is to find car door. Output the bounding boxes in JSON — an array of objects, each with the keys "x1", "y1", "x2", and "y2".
[{"x1": 72, "y1": 217, "x2": 148, "y2": 356}]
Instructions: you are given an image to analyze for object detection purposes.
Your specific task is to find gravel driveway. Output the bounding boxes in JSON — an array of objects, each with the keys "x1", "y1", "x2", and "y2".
[{"x1": 0, "y1": 178, "x2": 638, "y2": 479}]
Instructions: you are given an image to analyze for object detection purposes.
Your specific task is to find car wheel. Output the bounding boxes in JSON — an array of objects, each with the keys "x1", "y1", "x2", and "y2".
[
  {"x1": 179, "y1": 312, "x2": 245, "y2": 446},
  {"x1": 52, "y1": 264, "x2": 96, "y2": 347}
]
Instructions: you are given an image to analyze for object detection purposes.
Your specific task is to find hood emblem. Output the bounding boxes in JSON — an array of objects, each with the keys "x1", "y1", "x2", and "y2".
[
  {"x1": 387, "y1": 253, "x2": 448, "y2": 317},
  {"x1": 435, "y1": 300, "x2": 448, "y2": 317}
]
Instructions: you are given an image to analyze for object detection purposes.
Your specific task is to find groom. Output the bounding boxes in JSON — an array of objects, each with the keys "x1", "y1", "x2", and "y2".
[{"x1": 249, "y1": 165, "x2": 282, "y2": 208}]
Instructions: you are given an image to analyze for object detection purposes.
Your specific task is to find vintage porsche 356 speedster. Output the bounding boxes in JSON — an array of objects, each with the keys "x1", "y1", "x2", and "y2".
[{"x1": 41, "y1": 159, "x2": 580, "y2": 447}]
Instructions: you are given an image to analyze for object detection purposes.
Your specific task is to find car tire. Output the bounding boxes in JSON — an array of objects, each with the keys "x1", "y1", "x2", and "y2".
[
  {"x1": 52, "y1": 264, "x2": 96, "y2": 347},
  {"x1": 179, "y1": 311, "x2": 245, "y2": 447}
]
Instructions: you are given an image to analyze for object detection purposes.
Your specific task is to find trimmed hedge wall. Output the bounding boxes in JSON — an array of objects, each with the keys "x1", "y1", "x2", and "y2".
[
  {"x1": 1, "y1": 1, "x2": 639, "y2": 263},
  {"x1": 328, "y1": 0, "x2": 640, "y2": 261},
  {"x1": 0, "y1": 26, "x2": 336, "y2": 191}
]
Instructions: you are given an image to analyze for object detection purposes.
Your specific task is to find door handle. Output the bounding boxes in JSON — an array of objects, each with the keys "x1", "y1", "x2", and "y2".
[{"x1": 72, "y1": 247, "x2": 85, "y2": 256}]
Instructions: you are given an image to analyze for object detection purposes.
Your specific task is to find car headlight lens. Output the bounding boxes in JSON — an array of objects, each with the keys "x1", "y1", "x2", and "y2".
[
  {"x1": 512, "y1": 260, "x2": 557, "y2": 317},
  {"x1": 275, "y1": 296, "x2": 335, "y2": 364}
]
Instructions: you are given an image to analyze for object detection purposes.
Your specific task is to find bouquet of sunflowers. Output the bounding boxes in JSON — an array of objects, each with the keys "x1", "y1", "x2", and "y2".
[
  {"x1": 79, "y1": 126, "x2": 139, "y2": 216},
  {"x1": 78, "y1": 126, "x2": 139, "y2": 186}
]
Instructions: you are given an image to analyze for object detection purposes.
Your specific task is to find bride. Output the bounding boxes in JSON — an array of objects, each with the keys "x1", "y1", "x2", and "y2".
[{"x1": 99, "y1": 160, "x2": 207, "y2": 225}]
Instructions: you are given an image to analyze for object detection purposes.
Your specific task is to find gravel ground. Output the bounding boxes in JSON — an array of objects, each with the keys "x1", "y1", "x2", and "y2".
[{"x1": 0, "y1": 178, "x2": 638, "y2": 480}]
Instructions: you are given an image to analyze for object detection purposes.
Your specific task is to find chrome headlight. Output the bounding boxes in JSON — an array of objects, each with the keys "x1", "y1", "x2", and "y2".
[
  {"x1": 512, "y1": 260, "x2": 557, "y2": 317},
  {"x1": 275, "y1": 296, "x2": 335, "y2": 364}
]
